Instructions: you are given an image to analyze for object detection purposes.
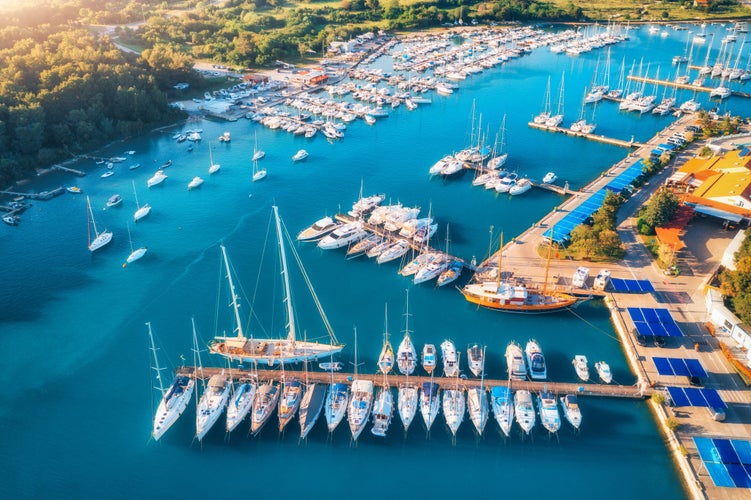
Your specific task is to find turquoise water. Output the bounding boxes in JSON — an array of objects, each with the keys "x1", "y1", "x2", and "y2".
[{"x1": 4, "y1": 24, "x2": 751, "y2": 498}]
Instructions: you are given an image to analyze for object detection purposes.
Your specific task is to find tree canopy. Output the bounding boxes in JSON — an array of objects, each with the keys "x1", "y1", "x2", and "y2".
[{"x1": 720, "y1": 229, "x2": 751, "y2": 324}]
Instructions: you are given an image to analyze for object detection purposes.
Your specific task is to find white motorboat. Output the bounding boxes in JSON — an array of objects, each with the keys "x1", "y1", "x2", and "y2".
[
  {"x1": 225, "y1": 379, "x2": 256, "y2": 433},
  {"x1": 413, "y1": 254, "x2": 448, "y2": 284},
  {"x1": 440, "y1": 340, "x2": 459, "y2": 377},
  {"x1": 467, "y1": 386, "x2": 488, "y2": 436},
  {"x1": 317, "y1": 222, "x2": 367, "y2": 250},
  {"x1": 195, "y1": 371, "x2": 232, "y2": 441},
  {"x1": 542, "y1": 172, "x2": 557, "y2": 184},
  {"x1": 443, "y1": 387, "x2": 465, "y2": 437},
  {"x1": 348, "y1": 379, "x2": 374, "y2": 441},
  {"x1": 525, "y1": 339, "x2": 547, "y2": 380},
  {"x1": 560, "y1": 394, "x2": 583, "y2": 430},
  {"x1": 495, "y1": 173, "x2": 517, "y2": 193},
  {"x1": 422, "y1": 344, "x2": 437, "y2": 374},
  {"x1": 573, "y1": 355, "x2": 590, "y2": 381},
  {"x1": 537, "y1": 389, "x2": 561, "y2": 434},
  {"x1": 371, "y1": 386, "x2": 394, "y2": 437},
  {"x1": 505, "y1": 341, "x2": 527, "y2": 380},
  {"x1": 101, "y1": 170, "x2": 114, "y2": 179},
  {"x1": 419, "y1": 382, "x2": 440, "y2": 432},
  {"x1": 132, "y1": 181, "x2": 151, "y2": 222},
  {"x1": 398, "y1": 384, "x2": 418, "y2": 431},
  {"x1": 376, "y1": 240, "x2": 410, "y2": 264},
  {"x1": 467, "y1": 344, "x2": 484, "y2": 377},
  {"x1": 349, "y1": 193, "x2": 385, "y2": 218},
  {"x1": 298, "y1": 382, "x2": 327, "y2": 440},
  {"x1": 148, "y1": 323, "x2": 195, "y2": 441},
  {"x1": 514, "y1": 389, "x2": 536, "y2": 435},
  {"x1": 278, "y1": 379, "x2": 303, "y2": 432},
  {"x1": 297, "y1": 216, "x2": 341, "y2": 242},
  {"x1": 509, "y1": 178, "x2": 532, "y2": 196},
  {"x1": 595, "y1": 361, "x2": 613, "y2": 384},
  {"x1": 147, "y1": 170, "x2": 167, "y2": 188},
  {"x1": 292, "y1": 149, "x2": 309, "y2": 162},
  {"x1": 250, "y1": 382, "x2": 280, "y2": 436},
  {"x1": 86, "y1": 196, "x2": 113, "y2": 252},
  {"x1": 325, "y1": 383, "x2": 349, "y2": 432},
  {"x1": 490, "y1": 386, "x2": 514, "y2": 438},
  {"x1": 187, "y1": 176, "x2": 204, "y2": 190},
  {"x1": 67, "y1": 186, "x2": 82, "y2": 194}
]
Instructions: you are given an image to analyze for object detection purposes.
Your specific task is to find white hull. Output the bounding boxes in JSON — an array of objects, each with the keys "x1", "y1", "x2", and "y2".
[
  {"x1": 467, "y1": 387, "x2": 488, "y2": 435},
  {"x1": 251, "y1": 383, "x2": 280, "y2": 436},
  {"x1": 398, "y1": 385, "x2": 418, "y2": 431},
  {"x1": 225, "y1": 381, "x2": 256, "y2": 432},
  {"x1": 196, "y1": 373, "x2": 232, "y2": 441},
  {"x1": 153, "y1": 376, "x2": 195, "y2": 441},
  {"x1": 126, "y1": 247, "x2": 147, "y2": 264},
  {"x1": 420, "y1": 383, "x2": 440, "y2": 432},
  {"x1": 514, "y1": 389, "x2": 536, "y2": 435},
  {"x1": 443, "y1": 389, "x2": 465, "y2": 436},
  {"x1": 325, "y1": 383, "x2": 349, "y2": 433},
  {"x1": 348, "y1": 380, "x2": 374, "y2": 441}
]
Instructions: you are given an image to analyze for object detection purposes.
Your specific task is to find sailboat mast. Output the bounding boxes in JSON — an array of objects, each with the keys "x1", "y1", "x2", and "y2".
[
  {"x1": 496, "y1": 232, "x2": 504, "y2": 288},
  {"x1": 220, "y1": 244, "x2": 245, "y2": 339},
  {"x1": 273, "y1": 205, "x2": 297, "y2": 343},
  {"x1": 542, "y1": 230, "x2": 554, "y2": 295},
  {"x1": 192, "y1": 317, "x2": 204, "y2": 381},
  {"x1": 132, "y1": 181, "x2": 140, "y2": 210},
  {"x1": 87, "y1": 196, "x2": 99, "y2": 237},
  {"x1": 147, "y1": 322, "x2": 165, "y2": 396}
]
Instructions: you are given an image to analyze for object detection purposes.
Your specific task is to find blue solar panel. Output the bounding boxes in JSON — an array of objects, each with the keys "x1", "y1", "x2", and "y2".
[
  {"x1": 653, "y1": 357, "x2": 673, "y2": 375},
  {"x1": 685, "y1": 359, "x2": 708, "y2": 378},
  {"x1": 666, "y1": 323, "x2": 684, "y2": 337},
  {"x1": 628, "y1": 307, "x2": 645, "y2": 322},
  {"x1": 668, "y1": 387, "x2": 725, "y2": 408},
  {"x1": 652, "y1": 323, "x2": 670, "y2": 337},
  {"x1": 667, "y1": 358, "x2": 690, "y2": 376},
  {"x1": 733, "y1": 441, "x2": 751, "y2": 465},
  {"x1": 643, "y1": 308, "x2": 660, "y2": 324},
  {"x1": 656, "y1": 308, "x2": 673, "y2": 322},
  {"x1": 715, "y1": 439, "x2": 742, "y2": 464},
  {"x1": 634, "y1": 322, "x2": 652, "y2": 336},
  {"x1": 695, "y1": 437, "x2": 717, "y2": 462},
  {"x1": 703, "y1": 389, "x2": 727, "y2": 409},
  {"x1": 653, "y1": 357, "x2": 707, "y2": 377},
  {"x1": 706, "y1": 462, "x2": 736, "y2": 488},
  {"x1": 668, "y1": 387, "x2": 691, "y2": 406},
  {"x1": 610, "y1": 278, "x2": 626, "y2": 291},
  {"x1": 726, "y1": 464, "x2": 751, "y2": 488},
  {"x1": 639, "y1": 280, "x2": 655, "y2": 292}
]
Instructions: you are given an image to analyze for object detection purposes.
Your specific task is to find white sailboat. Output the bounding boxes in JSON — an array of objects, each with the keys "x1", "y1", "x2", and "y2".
[
  {"x1": 208, "y1": 143, "x2": 220, "y2": 174},
  {"x1": 443, "y1": 355, "x2": 465, "y2": 440},
  {"x1": 250, "y1": 381, "x2": 279, "y2": 436},
  {"x1": 194, "y1": 319, "x2": 232, "y2": 442},
  {"x1": 397, "y1": 290, "x2": 418, "y2": 432},
  {"x1": 325, "y1": 380, "x2": 349, "y2": 433},
  {"x1": 125, "y1": 223, "x2": 147, "y2": 265},
  {"x1": 467, "y1": 343, "x2": 484, "y2": 378},
  {"x1": 419, "y1": 381, "x2": 440, "y2": 433},
  {"x1": 377, "y1": 304, "x2": 394, "y2": 375},
  {"x1": 86, "y1": 195, "x2": 113, "y2": 252},
  {"x1": 490, "y1": 386, "x2": 514, "y2": 438},
  {"x1": 467, "y1": 347, "x2": 488, "y2": 436},
  {"x1": 252, "y1": 158, "x2": 266, "y2": 182},
  {"x1": 149, "y1": 322, "x2": 195, "y2": 441},
  {"x1": 545, "y1": 73, "x2": 565, "y2": 127},
  {"x1": 132, "y1": 181, "x2": 151, "y2": 223},
  {"x1": 348, "y1": 328, "x2": 373, "y2": 442},
  {"x1": 371, "y1": 385, "x2": 394, "y2": 437},
  {"x1": 298, "y1": 347, "x2": 327, "y2": 440},
  {"x1": 396, "y1": 291, "x2": 417, "y2": 375},
  {"x1": 278, "y1": 377, "x2": 303, "y2": 432},
  {"x1": 533, "y1": 76, "x2": 552, "y2": 124},
  {"x1": 225, "y1": 376, "x2": 256, "y2": 433},
  {"x1": 209, "y1": 207, "x2": 344, "y2": 365},
  {"x1": 252, "y1": 132, "x2": 265, "y2": 161}
]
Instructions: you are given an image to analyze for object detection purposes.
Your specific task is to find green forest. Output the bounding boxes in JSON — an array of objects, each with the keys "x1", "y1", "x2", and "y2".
[{"x1": 720, "y1": 229, "x2": 751, "y2": 325}]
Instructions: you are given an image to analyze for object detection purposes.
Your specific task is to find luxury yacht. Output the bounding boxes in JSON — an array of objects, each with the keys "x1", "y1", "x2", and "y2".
[
  {"x1": 440, "y1": 340, "x2": 459, "y2": 377},
  {"x1": 505, "y1": 341, "x2": 527, "y2": 380},
  {"x1": 514, "y1": 389, "x2": 536, "y2": 435},
  {"x1": 560, "y1": 394, "x2": 583, "y2": 430},
  {"x1": 537, "y1": 389, "x2": 561, "y2": 434},
  {"x1": 317, "y1": 222, "x2": 367, "y2": 250},
  {"x1": 467, "y1": 344, "x2": 484, "y2": 377},
  {"x1": 573, "y1": 355, "x2": 590, "y2": 381},
  {"x1": 525, "y1": 339, "x2": 547, "y2": 380},
  {"x1": 297, "y1": 216, "x2": 341, "y2": 241},
  {"x1": 147, "y1": 170, "x2": 167, "y2": 188}
]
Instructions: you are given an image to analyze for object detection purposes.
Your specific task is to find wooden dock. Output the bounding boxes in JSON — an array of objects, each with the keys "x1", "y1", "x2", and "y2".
[
  {"x1": 178, "y1": 366, "x2": 651, "y2": 399},
  {"x1": 527, "y1": 121, "x2": 644, "y2": 149},
  {"x1": 0, "y1": 186, "x2": 65, "y2": 200},
  {"x1": 627, "y1": 75, "x2": 751, "y2": 98},
  {"x1": 52, "y1": 164, "x2": 86, "y2": 177},
  {"x1": 531, "y1": 180, "x2": 580, "y2": 196}
]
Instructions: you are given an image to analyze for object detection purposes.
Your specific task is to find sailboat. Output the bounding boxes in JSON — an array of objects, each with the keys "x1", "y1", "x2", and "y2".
[
  {"x1": 461, "y1": 231, "x2": 579, "y2": 313},
  {"x1": 533, "y1": 76, "x2": 552, "y2": 124},
  {"x1": 250, "y1": 380, "x2": 279, "y2": 436},
  {"x1": 397, "y1": 290, "x2": 418, "y2": 431},
  {"x1": 371, "y1": 384, "x2": 394, "y2": 437},
  {"x1": 208, "y1": 143, "x2": 220, "y2": 174},
  {"x1": 86, "y1": 195, "x2": 113, "y2": 251},
  {"x1": 278, "y1": 377, "x2": 303, "y2": 432},
  {"x1": 324, "y1": 379, "x2": 349, "y2": 433},
  {"x1": 298, "y1": 347, "x2": 327, "y2": 440},
  {"x1": 209, "y1": 207, "x2": 344, "y2": 365},
  {"x1": 419, "y1": 381, "x2": 440, "y2": 433},
  {"x1": 225, "y1": 375, "x2": 256, "y2": 433},
  {"x1": 377, "y1": 304, "x2": 395, "y2": 375},
  {"x1": 490, "y1": 386, "x2": 514, "y2": 438},
  {"x1": 252, "y1": 157, "x2": 266, "y2": 182},
  {"x1": 348, "y1": 327, "x2": 374, "y2": 442},
  {"x1": 443, "y1": 353, "x2": 465, "y2": 440},
  {"x1": 132, "y1": 181, "x2": 151, "y2": 222},
  {"x1": 149, "y1": 322, "x2": 195, "y2": 441},
  {"x1": 252, "y1": 132, "x2": 265, "y2": 161},
  {"x1": 125, "y1": 223, "x2": 147, "y2": 265},
  {"x1": 396, "y1": 292, "x2": 417, "y2": 375},
  {"x1": 466, "y1": 347, "x2": 488, "y2": 436},
  {"x1": 194, "y1": 319, "x2": 232, "y2": 442},
  {"x1": 545, "y1": 73, "x2": 565, "y2": 127},
  {"x1": 485, "y1": 115, "x2": 508, "y2": 170}
]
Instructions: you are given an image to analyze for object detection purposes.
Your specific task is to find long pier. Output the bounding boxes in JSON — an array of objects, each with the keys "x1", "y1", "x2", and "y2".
[
  {"x1": 627, "y1": 75, "x2": 751, "y2": 98},
  {"x1": 527, "y1": 121, "x2": 645, "y2": 149},
  {"x1": 178, "y1": 366, "x2": 651, "y2": 399}
]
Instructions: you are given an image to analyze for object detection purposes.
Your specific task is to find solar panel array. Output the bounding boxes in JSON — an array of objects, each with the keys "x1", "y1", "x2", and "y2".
[
  {"x1": 694, "y1": 437, "x2": 751, "y2": 488},
  {"x1": 627, "y1": 307, "x2": 684, "y2": 337},
  {"x1": 610, "y1": 278, "x2": 655, "y2": 293},
  {"x1": 653, "y1": 357, "x2": 708, "y2": 378},
  {"x1": 667, "y1": 387, "x2": 726, "y2": 408},
  {"x1": 543, "y1": 160, "x2": 645, "y2": 244}
]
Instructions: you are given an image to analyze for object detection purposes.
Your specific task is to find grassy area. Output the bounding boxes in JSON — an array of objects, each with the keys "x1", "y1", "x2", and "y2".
[{"x1": 548, "y1": 0, "x2": 751, "y2": 22}]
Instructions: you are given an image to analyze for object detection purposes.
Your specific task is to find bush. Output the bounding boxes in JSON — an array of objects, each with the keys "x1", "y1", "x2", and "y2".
[
  {"x1": 665, "y1": 417, "x2": 680, "y2": 432},
  {"x1": 652, "y1": 392, "x2": 666, "y2": 405}
]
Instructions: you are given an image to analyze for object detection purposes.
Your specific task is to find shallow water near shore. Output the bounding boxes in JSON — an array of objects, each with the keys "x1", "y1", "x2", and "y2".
[{"x1": 4, "y1": 23, "x2": 751, "y2": 497}]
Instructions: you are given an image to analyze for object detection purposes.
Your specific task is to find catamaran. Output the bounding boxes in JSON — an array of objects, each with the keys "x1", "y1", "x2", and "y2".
[
  {"x1": 490, "y1": 386, "x2": 514, "y2": 438},
  {"x1": 148, "y1": 322, "x2": 195, "y2": 441},
  {"x1": 209, "y1": 208, "x2": 344, "y2": 365},
  {"x1": 86, "y1": 195, "x2": 112, "y2": 252}
]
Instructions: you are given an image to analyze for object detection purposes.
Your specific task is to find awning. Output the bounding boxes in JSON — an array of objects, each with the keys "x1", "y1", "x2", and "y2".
[{"x1": 693, "y1": 204, "x2": 743, "y2": 223}]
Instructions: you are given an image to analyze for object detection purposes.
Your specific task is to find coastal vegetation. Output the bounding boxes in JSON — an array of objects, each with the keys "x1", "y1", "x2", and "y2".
[
  {"x1": 637, "y1": 188, "x2": 680, "y2": 236},
  {"x1": 558, "y1": 190, "x2": 626, "y2": 261},
  {"x1": 718, "y1": 228, "x2": 751, "y2": 324}
]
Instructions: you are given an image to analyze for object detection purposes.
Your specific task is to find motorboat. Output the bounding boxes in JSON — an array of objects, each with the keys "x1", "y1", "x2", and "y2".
[
  {"x1": 195, "y1": 371, "x2": 232, "y2": 441},
  {"x1": 299, "y1": 382, "x2": 327, "y2": 440},
  {"x1": 505, "y1": 341, "x2": 527, "y2": 380},
  {"x1": 537, "y1": 389, "x2": 561, "y2": 434},
  {"x1": 297, "y1": 216, "x2": 341, "y2": 242},
  {"x1": 376, "y1": 240, "x2": 410, "y2": 264},
  {"x1": 525, "y1": 339, "x2": 547, "y2": 380},
  {"x1": 349, "y1": 193, "x2": 385, "y2": 218},
  {"x1": 429, "y1": 155, "x2": 454, "y2": 175},
  {"x1": 494, "y1": 173, "x2": 518, "y2": 193},
  {"x1": 292, "y1": 149, "x2": 309, "y2": 162},
  {"x1": 317, "y1": 222, "x2": 367, "y2": 250},
  {"x1": 595, "y1": 361, "x2": 613, "y2": 383},
  {"x1": 443, "y1": 387, "x2": 465, "y2": 437},
  {"x1": 437, "y1": 259, "x2": 463, "y2": 287},
  {"x1": 86, "y1": 196, "x2": 113, "y2": 252},
  {"x1": 187, "y1": 176, "x2": 204, "y2": 190},
  {"x1": 319, "y1": 362, "x2": 342, "y2": 372},
  {"x1": 325, "y1": 383, "x2": 349, "y2": 432},
  {"x1": 101, "y1": 171, "x2": 115, "y2": 179},
  {"x1": 542, "y1": 172, "x2": 557, "y2": 184},
  {"x1": 396, "y1": 333, "x2": 417, "y2": 376},
  {"x1": 66, "y1": 186, "x2": 82, "y2": 194},
  {"x1": 422, "y1": 344, "x2": 437, "y2": 374},
  {"x1": 560, "y1": 394, "x2": 582, "y2": 430},
  {"x1": 398, "y1": 384, "x2": 418, "y2": 431},
  {"x1": 278, "y1": 379, "x2": 303, "y2": 432},
  {"x1": 466, "y1": 386, "x2": 489, "y2": 436},
  {"x1": 440, "y1": 340, "x2": 459, "y2": 377},
  {"x1": 147, "y1": 170, "x2": 167, "y2": 188},
  {"x1": 572, "y1": 355, "x2": 590, "y2": 381},
  {"x1": 508, "y1": 178, "x2": 532, "y2": 196},
  {"x1": 225, "y1": 379, "x2": 256, "y2": 433},
  {"x1": 467, "y1": 344, "x2": 484, "y2": 377},
  {"x1": 348, "y1": 379, "x2": 374, "y2": 441},
  {"x1": 419, "y1": 382, "x2": 440, "y2": 432},
  {"x1": 490, "y1": 386, "x2": 514, "y2": 437},
  {"x1": 371, "y1": 386, "x2": 394, "y2": 437},
  {"x1": 514, "y1": 389, "x2": 536, "y2": 435},
  {"x1": 250, "y1": 382, "x2": 280, "y2": 436},
  {"x1": 106, "y1": 194, "x2": 122, "y2": 207}
]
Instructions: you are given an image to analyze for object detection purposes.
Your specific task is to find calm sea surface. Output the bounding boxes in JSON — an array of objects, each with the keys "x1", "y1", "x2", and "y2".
[{"x1": 3, "y1": 24, "x2": 751, "y2": 499}]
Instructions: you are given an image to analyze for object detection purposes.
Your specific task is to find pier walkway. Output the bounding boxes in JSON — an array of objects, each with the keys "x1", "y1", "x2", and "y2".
[
  {"x1": 178, "y1": 366, "x2": 651, "y2": 399},
  {"x1": 627, "y1": 75, "x2": 751, "y2": 99},
  {"x1": 527, "y1": 121, "x2": 645, "y2": 149}
]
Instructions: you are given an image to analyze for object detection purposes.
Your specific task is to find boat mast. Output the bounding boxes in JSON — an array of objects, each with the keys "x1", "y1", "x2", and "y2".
[
  {"x1": 542, "y1": 229, "x2": 554, "y2": 295},
  {"x1": 87, "y1": 196, "x2": 99, "y2": 238},
  {"x1": 274, "y1": 205, "x2": 297, "y2": 343},
  {"x1": 220, "y1": 244, "x2": 245, "y2": 340},
  {"x1": 132, "y1": 180, "x2": 141, "y2": 210},
  {"x1": 496, "y1": 232, "x2": 504, "y2": 288},
  {"x1": 192, "y1": 316, "x2": 204, "y2": 384},
  {"x1": 147, "y1": 322, "x2": 166, "y2": 397}
]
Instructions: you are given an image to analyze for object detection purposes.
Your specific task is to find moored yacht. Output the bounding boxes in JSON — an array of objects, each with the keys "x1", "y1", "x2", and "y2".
[
  {"x1": 297, "y1": 216, "x2": 341, "y2": 241},
  {"x1": 490, "y1": 386, "x2": 514, "y2": 438},
  {"x1": 467, "y1": 344, "x2": 484, "y2": 377},
  {"x1": 573, "y1": 355, "x2": 590, "y2": 381},
  {"x1": 422, "y1": 344, "x2": 437, "y2": 374},
  {"x1": 196, "y1": 371, "x2": 232, "y2": 441},
  {"x1": 443, "y1": 386, "x2": 465, "y2": 438},
  {"x1": 278, "y1": 379, "x2": 303, "y2": 432},
  {"x1": 514, "y1": 389, "x2": 536, "y2": 435},
  {"x1": 595, "y1": 361, "x2": 613, "y2": 383},
  {"x1": 440, "y1": 340, "x2": 459, "y2": 377},
  {"x1": 560, "y1": 394, "x2": 583, "y2": 430},
  {"x1": 299, "y1": 382, "x2": 327, "y2": 440},
  {"x1": 537, "y1": 389, "x2": 561, "y2": 434},
  {"x1": 225, "y1": 379, "x2": 256, "y2": 433},
  {"x1": 147, "y1": 170, "x2": 167, "y2": 188},
  {"x1": 187, "y1": 176, "x2": 204, "y2": 190},
  {"x1": 317, "y1": 222, "x2": 367, "y2": 250},
  {"x1": 396, "y1": 333, "x2": 417, "y2": 376},
  {"x1": 398, "y1": 384, "x2": 418, "y2": 432},
  {"x1": 525, "y1": 339, "x2": 547, "y2": 380},
  {"x1": 292, "y1": 149, "x2": 309, "y2": 162},
  {"x1": 250, "y1": 382, "x2": 280, "y2": 436},
  {"x1": 505, "y1": 341, "x2": 527, "y2": 380},
  {"x1": 371, "y1": 386, "x2": 394, "y2": 437},
  {"x1": 325, "y1": 383, "x2": 349, "y2": 433},
  {"x1": 467, "y1": 386, "x2": 489, "y2": 436},
  {"x1": 348, "y1": 379, "x2": 374, "y2": 441},
  {"x1": 376, "y1": 240, "x2": 410, "y2": 264}
]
